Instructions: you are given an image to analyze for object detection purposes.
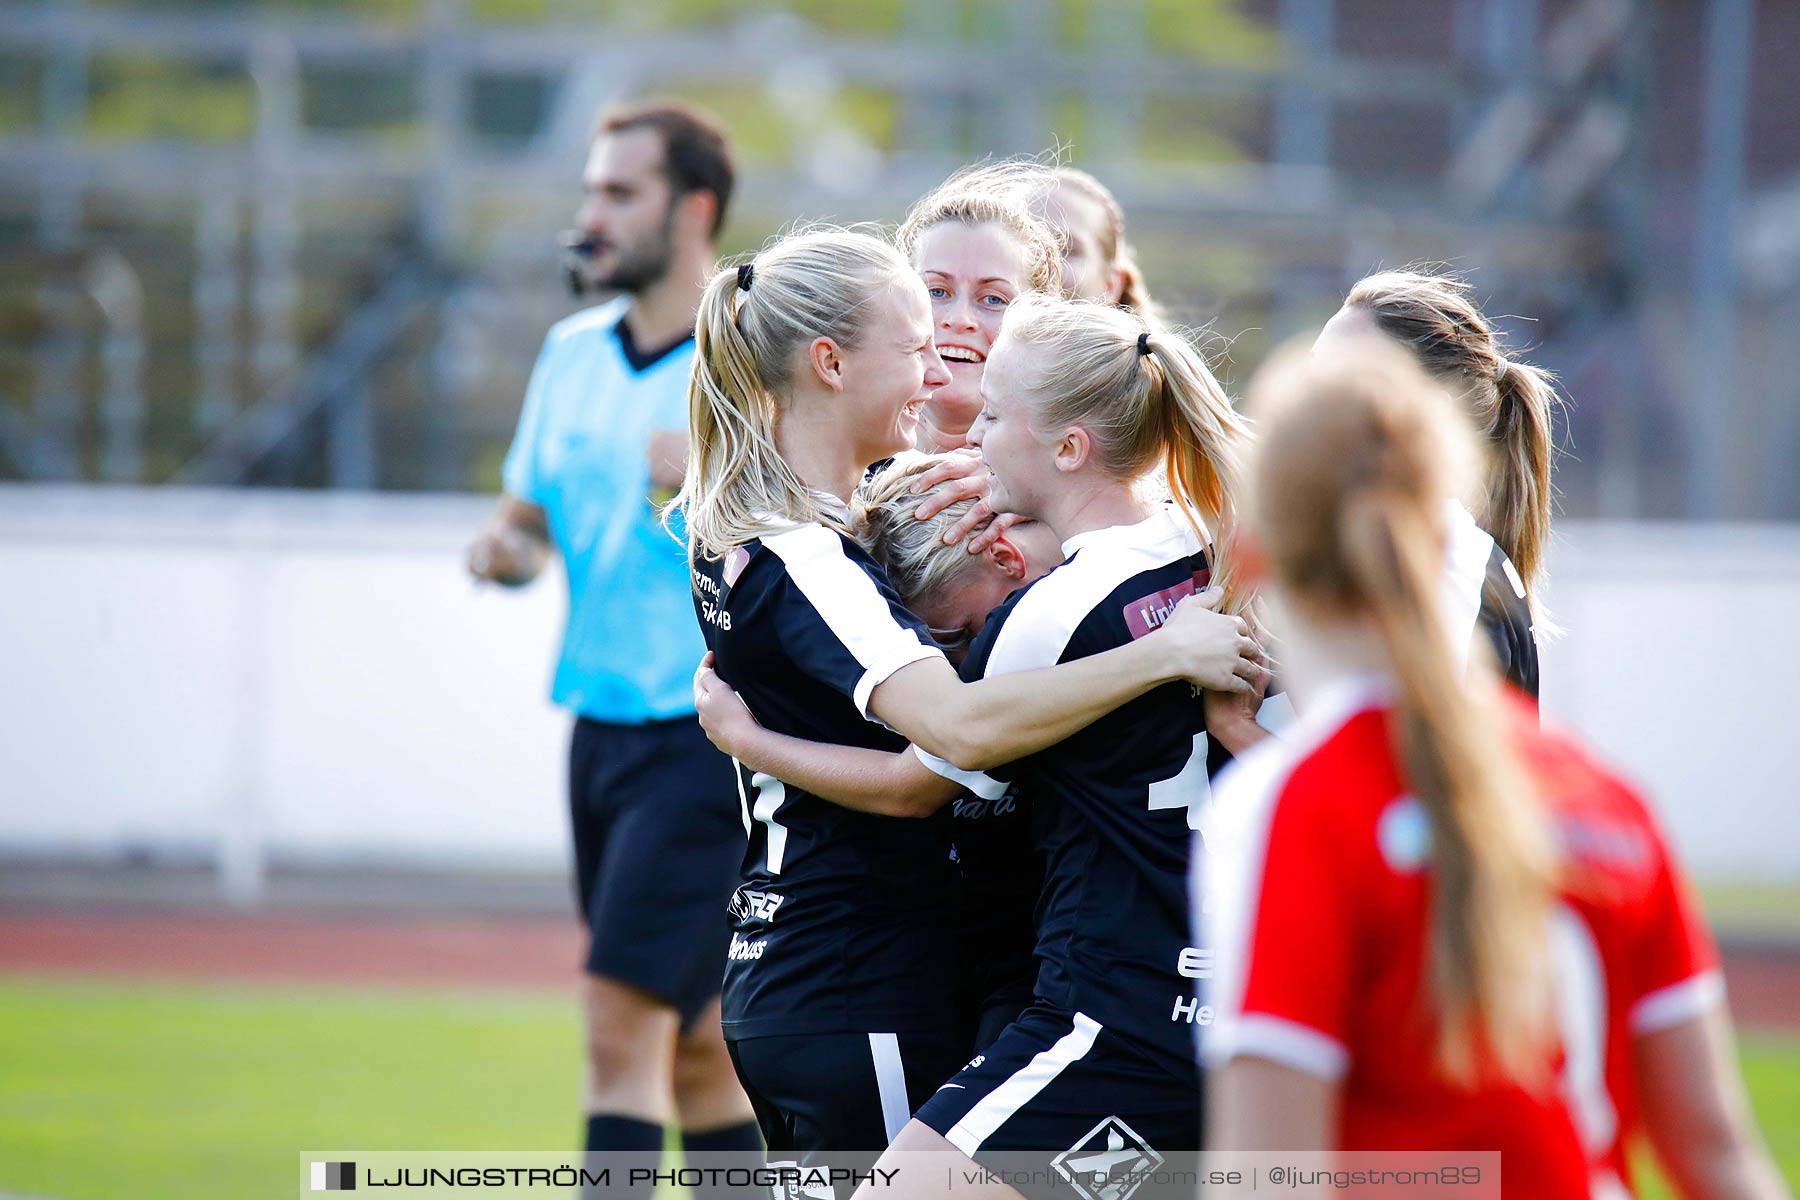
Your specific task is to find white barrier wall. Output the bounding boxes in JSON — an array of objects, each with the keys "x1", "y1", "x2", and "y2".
[
  {"x1": 1, "y1": 485, "x2": 1796, "y2": 885},
  {"x1": 0, "y1": 486, "x2": 570, "y2": 896}
]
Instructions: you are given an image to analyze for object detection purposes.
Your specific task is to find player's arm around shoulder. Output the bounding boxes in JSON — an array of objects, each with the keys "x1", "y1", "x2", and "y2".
[
  {"x1": 467, "y1": 494, "x2": 552, "y2": 586},
  {"x1": 693, "y1": 653, "x2": 958, "y2": 818},
  {"x1": 867, "y1": 588, "x2": 1259, "y2": 773}
]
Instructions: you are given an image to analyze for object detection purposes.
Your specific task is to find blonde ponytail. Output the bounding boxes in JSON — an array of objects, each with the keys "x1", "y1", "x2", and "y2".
[
  {"x1": 671, "y1": 226, "x2": 915, "y2": 564},
  {"x1": 1485, "y1": 359, "x2": 1556, "y2": 590},
  {"x1": 999, "y1": 295, "x2": 1250, "y2": 608},
  {"x1": 1140, "y1": 334, "x2": 1249, "y2": 606},
  {"x1": 1248, "y1": 344, "x2": 1557, "y2": 1086},
  {"x1": 1342, "y1": 490, "x2": 1556, "y2": 1085},
  {"x1": 1343, "y1": 268, "x2": 1559, "y2": 610}
]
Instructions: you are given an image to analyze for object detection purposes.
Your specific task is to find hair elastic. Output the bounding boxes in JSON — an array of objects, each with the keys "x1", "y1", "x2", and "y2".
[
  {"x1": 736, "y1": 263, "x2": 754, "y2": 291},
  {"x1": 1136, "y1": 331, "x2": 1152, "y2": 356}
]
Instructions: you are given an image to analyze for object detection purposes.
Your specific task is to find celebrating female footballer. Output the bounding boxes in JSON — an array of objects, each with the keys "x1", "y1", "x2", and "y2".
[
  {"x1": 1029, "y1": 166, "x2": 1162, "y2": 321},
  {"x1": 673, "y1": 227, "x2": 1260, "y2": 1165},
  {"x1": 697, "y1": 290, "x2": 1257, "y2": 1196},
  {"x1": 896, "y1": 161, "x2": 1065, "y2": 456},
  {"x1": 1313, "y1": 269, "x2": 1557, "y2": 698}
]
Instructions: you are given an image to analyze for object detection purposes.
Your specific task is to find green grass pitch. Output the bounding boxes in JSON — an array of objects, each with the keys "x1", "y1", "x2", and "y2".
[{"x1": 0, "y1": 978, "x2": 1792, "y2": 1199}]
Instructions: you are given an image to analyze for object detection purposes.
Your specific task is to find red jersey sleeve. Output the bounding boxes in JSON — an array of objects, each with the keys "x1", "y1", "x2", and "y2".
[{"x1": 1206, "y1": 750, "x2": 1365, "y2": 1080}]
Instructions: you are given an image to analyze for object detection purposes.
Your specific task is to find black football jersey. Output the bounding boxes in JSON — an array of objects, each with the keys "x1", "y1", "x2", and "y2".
[
  {"x1": 691, "y1": 521, "x2": 962, "y2": 1038},
  {"x1": 917, "y1": 506, "x2": 1221, "y2": 1064},
  {"x1": 946, "y1": 773, "x2": 1040, "y2": 1020},
  {"x1": 1444, "y1": 502, "x2": 1540, "y2": 700}
]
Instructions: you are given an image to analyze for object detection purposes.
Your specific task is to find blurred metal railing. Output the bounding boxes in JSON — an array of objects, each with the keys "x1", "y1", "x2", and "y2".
[
  {"x1": 0, "y1": 0, "x2": 1786, "y2": 516},
  {"x1": 176, "y1": 253, "x2": 448, "y2": 489}
]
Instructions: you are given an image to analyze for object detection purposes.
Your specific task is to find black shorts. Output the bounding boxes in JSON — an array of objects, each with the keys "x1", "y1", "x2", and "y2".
[
  {"x1": 913, "y1": 1004, "x2": 1200, "y2": 1197},
  {"x1": 569, "y1": 714, "x2": 742, "y2": 1028},
  {"x1": 727, "y1": 1027, "x2": 970, "y2": 1166},
  {"x1": 970, "y1": 975, "x2": 1035, "y2": 1054}
]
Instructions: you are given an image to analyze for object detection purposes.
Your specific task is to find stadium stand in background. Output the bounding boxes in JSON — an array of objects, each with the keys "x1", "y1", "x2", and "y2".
[{"x1": 1, "y1": 0, "x2": 1798, "y2": 519}]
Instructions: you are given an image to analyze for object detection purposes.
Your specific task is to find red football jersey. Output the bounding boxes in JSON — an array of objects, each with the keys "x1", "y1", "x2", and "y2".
[{"x1": 1199, "y1": 677, "x2": 1722, "y2": 1199}]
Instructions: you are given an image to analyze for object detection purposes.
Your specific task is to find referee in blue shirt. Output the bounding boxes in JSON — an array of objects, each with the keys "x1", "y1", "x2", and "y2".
[{"x1": 466, "y1": 103, "x2": 758, "y2": 1179}]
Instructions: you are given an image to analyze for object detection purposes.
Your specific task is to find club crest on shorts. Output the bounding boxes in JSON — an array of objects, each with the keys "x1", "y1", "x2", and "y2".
[{"x1": 1051, "y1": 1116, "x2": 1163, "y2": 1200}]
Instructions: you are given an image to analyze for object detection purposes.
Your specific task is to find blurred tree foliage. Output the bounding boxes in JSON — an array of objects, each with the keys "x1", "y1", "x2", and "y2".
[
  {"x1": 86, "y1": 56, "x2": 255, "y2": 141},
  {"x1": 1058, "y1": 0, "x2": 1274, "y2": 60},
  {"x1": 91, "y1": 0, "x2": 420, "y2": 18},
  {"x1": 594, "y1": 0, "x2": 905, "y2": 37},
  {"x1": 1143, "y1": 95, "x2": 1261, "y2": 164},
  {"x1": 78, "y1": 0, "x2": 1269, "y2": 58},
  {"x1": 0, "y1": 54, "x2": 38, "y2": 133},
  {"x1": 46, "y1": 0, "x2": 1277, "y2": 167}
]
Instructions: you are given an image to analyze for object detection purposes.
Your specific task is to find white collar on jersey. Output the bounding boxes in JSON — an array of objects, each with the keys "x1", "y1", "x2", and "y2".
[
  {"x1": 1058, "y1": 503, "x2": 1201, "y2": 559},
  {"x1": 751, "y1": 488, "x2": 850, "y2": 531},
  {"x1": 1294, "y1": 671, "x2": 1395, "y2": 731}
]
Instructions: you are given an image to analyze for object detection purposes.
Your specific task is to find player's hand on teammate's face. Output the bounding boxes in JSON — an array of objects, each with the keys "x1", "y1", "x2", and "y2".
[
  {"x1": 1161, "y1": 588, "x2": 1266, "y2": 695},
  {"x1": 693, "y1": 652, "x2": 761, "y2": 756},
  {"x1": 909, "y1": 450, "x2": 996, "y2": 542},
  {"x1": 908, "y1": 447, "x2": 984, "y2": 513},
  {"x1": 905, "y1": 451, "x2": 1023, "y2": 553}
]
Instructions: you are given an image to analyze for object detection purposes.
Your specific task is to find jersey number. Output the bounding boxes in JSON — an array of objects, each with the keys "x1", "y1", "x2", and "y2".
[
  {"x1": 736, "y1": 768, "x2": 789, "y2": 875},
  {"x1": 1550, "y1": 904, "x2": 1620, "y2": 1167},
  {"x1": 1147, "y1": 731, "x2": 1210, "y2": 830}
]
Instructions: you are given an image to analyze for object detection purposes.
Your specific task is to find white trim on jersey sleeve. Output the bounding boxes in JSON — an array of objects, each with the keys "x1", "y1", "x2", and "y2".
[
  {"x1": 944, "y1": 1012, "x2": 1103, "y2": 1156},
  {"x1": 984, "y1": 506, "x2": 1202, "y2": 679},
  {"x1": 1629, "y1": 969, "x2": 1727, "y2": 1035},
  {"x1": 910, "y1": 745, "x2": 1007, "y2": 799},
  {"x1": 1441, "y1": 501, "x2": 1494, "y2": 673},
  {"x1": 851, "y1": 643, "x2": 943, "y2": 718},
  {"x1": 1212, "y1": 1013, "x2": 1351, "y2": 1080},
  {"x1": 762, "y1": 523, "x2": 944, "y2": 718}
]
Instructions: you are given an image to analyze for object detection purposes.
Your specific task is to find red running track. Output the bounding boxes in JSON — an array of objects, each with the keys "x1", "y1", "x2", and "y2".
[
  {"x1": 0, "y1": 909, "x2": 1792, "y2": 1030},
  {"x1": 0, "y1": 910, "x2": 581, "y2": 991}
]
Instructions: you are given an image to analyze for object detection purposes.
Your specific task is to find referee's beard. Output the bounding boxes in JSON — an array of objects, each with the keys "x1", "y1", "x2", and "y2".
[{"x1": 584, "y1": 204, "x2": 678, "y2": 296}]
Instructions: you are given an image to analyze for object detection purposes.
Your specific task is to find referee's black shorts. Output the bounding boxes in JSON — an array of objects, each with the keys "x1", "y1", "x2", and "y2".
[{"x1": 569, "y1": 714, "x2": 742, "y2": 1029}]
